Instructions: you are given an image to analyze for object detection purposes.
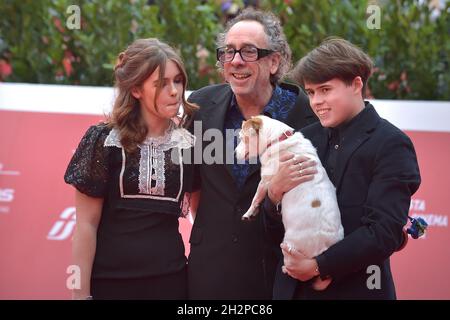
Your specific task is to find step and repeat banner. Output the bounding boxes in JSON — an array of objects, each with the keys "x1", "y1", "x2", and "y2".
[{"x1": 0, "y1": 83, "x2": 449, "y2": 299}]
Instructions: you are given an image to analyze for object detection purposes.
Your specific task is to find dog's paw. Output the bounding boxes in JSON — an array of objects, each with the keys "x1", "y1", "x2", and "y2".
[
  {"x1": 241, "y1": 207, "x2": 259, "y2": 221},
  {"x1": 312, "y1": 276, "x2": 332, "y2": 291}
]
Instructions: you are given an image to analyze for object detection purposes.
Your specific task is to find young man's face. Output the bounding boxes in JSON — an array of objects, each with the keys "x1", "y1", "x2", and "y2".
[{"x1": 304, "y1": 77, "x2": 364, "y2": 128}]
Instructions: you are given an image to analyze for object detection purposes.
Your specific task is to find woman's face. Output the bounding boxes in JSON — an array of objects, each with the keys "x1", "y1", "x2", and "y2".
[{"x1": 132, "y1": 60, "x2": 184, "y2": 123}]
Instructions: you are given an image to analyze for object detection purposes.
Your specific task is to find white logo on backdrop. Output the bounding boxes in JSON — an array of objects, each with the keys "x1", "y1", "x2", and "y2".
[
  {"x1": 47, "y1": 207, "x2": 76, "y2": 241},
  {"x1": 408, "y1": 198, "x2": 448, "y2": 240},
  {"x1": 0, "y1": 163, "x2": 20, "y2": 176},
  {"x1": 0, "y1": 188, "x2": 14, "y2": 202},
  {"x1": 0, "y1": 188, "x2": 14, "y2": 214}
]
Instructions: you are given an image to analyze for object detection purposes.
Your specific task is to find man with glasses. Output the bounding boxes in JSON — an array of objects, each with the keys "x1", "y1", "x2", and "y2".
[{"x1": 187, "y1": 8, "x2": 318, "y2": 299}]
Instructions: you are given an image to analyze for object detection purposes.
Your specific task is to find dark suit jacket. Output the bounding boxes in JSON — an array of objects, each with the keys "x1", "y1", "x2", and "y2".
[
  {"x1": 272, "y1": 103, "x2": 421, "y2": 300},
  {"x1": 187, "y1": 83, "x2": 317, "y2": 299}
]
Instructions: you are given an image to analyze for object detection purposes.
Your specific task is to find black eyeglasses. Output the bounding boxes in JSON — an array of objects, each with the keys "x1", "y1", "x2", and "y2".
[{"x1": 216, "y1": 45, "x2": 275, "y2": 63}]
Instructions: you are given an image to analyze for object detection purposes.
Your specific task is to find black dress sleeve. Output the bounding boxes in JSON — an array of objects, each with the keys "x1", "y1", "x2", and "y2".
[{"x1": 64, "y1": 124, "x2": 111, "y2": 198}]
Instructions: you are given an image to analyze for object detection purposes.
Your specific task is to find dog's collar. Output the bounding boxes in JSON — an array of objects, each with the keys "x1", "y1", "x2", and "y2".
[{"x1": 266, "y1": 130, "x2": 294, "y2": 148}]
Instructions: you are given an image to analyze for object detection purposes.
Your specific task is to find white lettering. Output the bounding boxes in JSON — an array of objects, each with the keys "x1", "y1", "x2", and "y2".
[
  {"x1": 366, "y1": 265, "x2": 381, "y2": 289},
  {"x1": 66, "y1": 5, "x2": 81, "y2": 30},
  {"x1": 66, "y1": 265, "x2": 81, "y2": 290},
  {"x1": 366, "y1": 5, "x2": 381, "y2": 30},
  {"x1": 178, "y1": 304, "x2": 211, "y2": 318}
]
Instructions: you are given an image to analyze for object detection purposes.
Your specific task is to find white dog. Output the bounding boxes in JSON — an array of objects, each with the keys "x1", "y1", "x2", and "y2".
[{"x1": 235, "y1": 115, "x2": 344, "y2": 289}]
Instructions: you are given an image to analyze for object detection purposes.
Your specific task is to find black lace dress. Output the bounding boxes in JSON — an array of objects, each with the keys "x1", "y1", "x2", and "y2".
[{"x1": 64, "y1": 122, "x2": 195, "y2": 299}]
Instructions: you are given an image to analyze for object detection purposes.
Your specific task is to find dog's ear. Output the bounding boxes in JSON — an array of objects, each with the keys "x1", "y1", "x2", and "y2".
[{"x1": 244, "y1": 116, "x2": 263, "y2": 134}]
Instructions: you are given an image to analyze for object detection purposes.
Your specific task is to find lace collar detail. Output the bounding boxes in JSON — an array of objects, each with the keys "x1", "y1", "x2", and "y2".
[
  {"x1": 104, "y1": 122, "x2": 195, "y2": 201},
  {"x1": 104, "y1": 122, "x2": 195, "y2": 150}
]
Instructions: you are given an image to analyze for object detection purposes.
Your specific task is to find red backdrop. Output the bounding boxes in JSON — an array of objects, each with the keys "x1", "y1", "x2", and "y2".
[{"x1": 0, "y1": 84, "x2": 449, "y2": 299}]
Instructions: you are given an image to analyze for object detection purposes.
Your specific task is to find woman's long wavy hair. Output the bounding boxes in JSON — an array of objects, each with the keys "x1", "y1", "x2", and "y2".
[{"x1": 108, "y1": 38, "x2": 198, "y2": 152}]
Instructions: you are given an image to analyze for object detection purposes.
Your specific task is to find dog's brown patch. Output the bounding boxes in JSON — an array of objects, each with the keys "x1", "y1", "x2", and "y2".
[
  {"x1": 311, "y1": 199, "x2": 321, "y2": 208},
  {"x1": 243, "y1": 116, "x2": 263, "y2": 133}
]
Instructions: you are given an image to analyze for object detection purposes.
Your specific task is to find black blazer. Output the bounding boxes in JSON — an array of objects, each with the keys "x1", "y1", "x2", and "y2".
[
  {"x1": 272, "y1": 104, "x2": 421, "y2": 300},
  {"x1": 187, "y1": 83, "x2": 317, "y2": 299}
]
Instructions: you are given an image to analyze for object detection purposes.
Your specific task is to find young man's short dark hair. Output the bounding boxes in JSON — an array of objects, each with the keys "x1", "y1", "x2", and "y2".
[{"x1": 292, "y1": 37, "x2": 373, "y2": 97}]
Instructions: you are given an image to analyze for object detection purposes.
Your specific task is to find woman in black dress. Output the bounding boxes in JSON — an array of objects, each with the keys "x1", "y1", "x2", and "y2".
[{"x1": 64, "y1": 38, "x2": 198, "y2": 299}]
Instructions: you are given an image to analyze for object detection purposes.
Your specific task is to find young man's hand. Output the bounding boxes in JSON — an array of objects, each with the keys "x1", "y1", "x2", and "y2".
[
  {"x1": 280, "y1": 242, "x2": 333, "y2": 291},
  {"x1": 280, "y1": 242, "x2": 319, "y2": 281}
]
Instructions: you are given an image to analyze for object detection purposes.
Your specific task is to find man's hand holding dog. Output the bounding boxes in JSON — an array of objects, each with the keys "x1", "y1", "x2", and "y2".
[
  {"x1": 281, "y1": 242, "x2": 333, "y2": 291},
  {"x1": 280, "y1": 242, "x2": 319, "y2": 281},
  {"x1": 268, "y1": 152, "x2": 317, "y2": 204}
]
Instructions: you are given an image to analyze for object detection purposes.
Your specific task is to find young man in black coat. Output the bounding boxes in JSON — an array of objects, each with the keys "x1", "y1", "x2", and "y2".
[{"x1": 265, "y1": 38, "x2": 421, "y2": 299}]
